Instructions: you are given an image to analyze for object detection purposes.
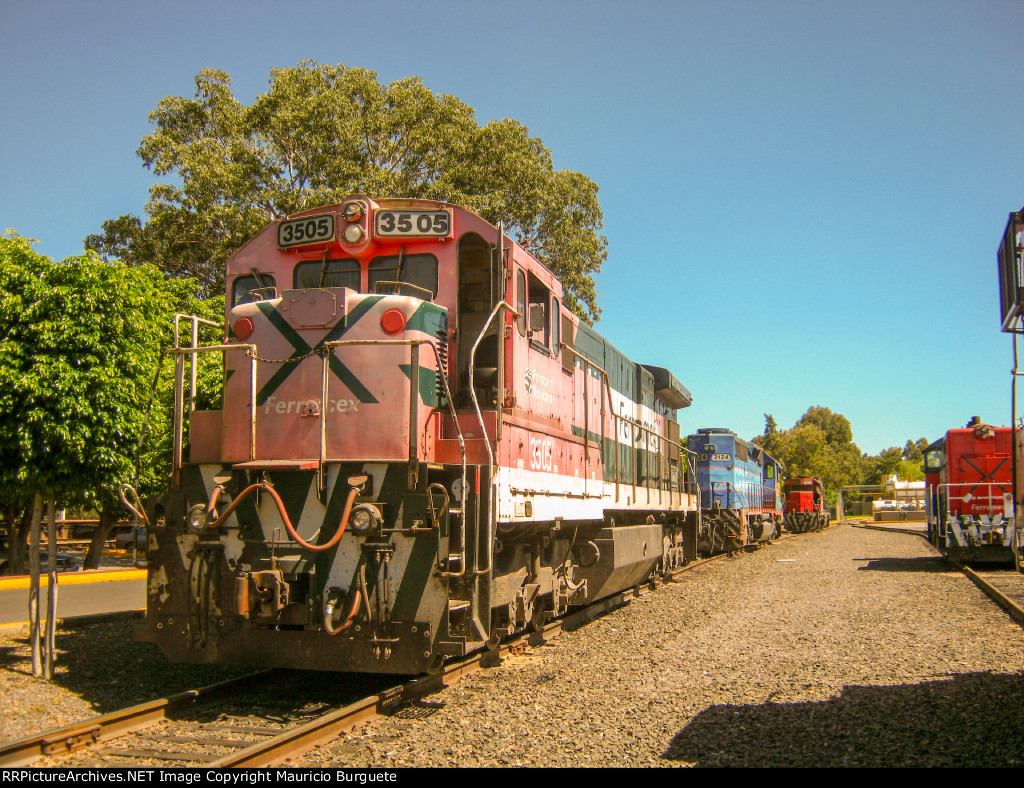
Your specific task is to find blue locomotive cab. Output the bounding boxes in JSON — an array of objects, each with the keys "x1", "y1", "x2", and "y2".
[{"x1": 688, "y1": 428, "x2": 783, "y2": 554}]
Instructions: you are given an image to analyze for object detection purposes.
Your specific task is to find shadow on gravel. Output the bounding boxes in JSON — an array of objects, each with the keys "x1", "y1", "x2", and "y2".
[
  {"x1": 2, "y1": 617, "x2": 416, "y2": 719},
  {"x1": 663, "y1": 671, "x2": 1024, "y2": 767},
  {"x1": 853, "y1": 556, "x2": 949, "y2": 573},
  {"x1": 0, "y1": 642, "x2": 25, "y2": 672},
  {"x1": 2, "y1": 618, "x2": 253, "y2": 711}
]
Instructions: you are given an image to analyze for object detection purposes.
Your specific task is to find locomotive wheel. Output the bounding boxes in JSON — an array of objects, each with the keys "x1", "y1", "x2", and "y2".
[{"x1": 1014, "y1": 527, "x2": 1024, "y2": 575}]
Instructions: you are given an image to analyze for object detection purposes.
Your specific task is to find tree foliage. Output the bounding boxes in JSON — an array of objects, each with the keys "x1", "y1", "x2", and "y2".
[
  {"x1": 757, "y1": 408, "x2": 932, "y2": 509},
  {"x1": 861, "y1": 446, "x2": 926, "y2": 486},
  {"x1": 860, "y1": 447, "x2": 904, "y2": 486},
  {"x1": 86, "y1": 62, "x2": 607, "y2": 322},
  {"x1": 754, "y1": 407, "x2": 861, "y2": 502},
  {"x1": 0, "y1": 232, "x2": 214, "y2": 569},
  {"x1": 902, "y1": 438, "x2": 928, "y2": 464}
]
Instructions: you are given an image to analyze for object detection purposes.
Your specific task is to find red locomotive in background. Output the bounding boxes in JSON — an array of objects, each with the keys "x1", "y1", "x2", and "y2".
[
  {"x1": 923, "y1": 418, "x2": 1017, "y2": 564},
  {"x1": 782, "y1": 477, "x2": 829, "y2": 533}
]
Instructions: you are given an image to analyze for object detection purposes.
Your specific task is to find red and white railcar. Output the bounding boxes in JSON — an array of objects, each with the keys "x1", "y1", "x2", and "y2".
[{"x1": 135, "y1": 196, "x2": 699, "y2": 673}]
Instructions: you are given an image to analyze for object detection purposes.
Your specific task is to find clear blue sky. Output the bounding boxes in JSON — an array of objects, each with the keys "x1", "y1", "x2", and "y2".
[{"x1": 2, "y1": 0, "x2": 1021, "y2": 455}]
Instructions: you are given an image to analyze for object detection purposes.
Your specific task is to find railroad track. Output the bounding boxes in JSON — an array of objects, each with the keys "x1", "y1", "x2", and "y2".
[
  {"x1": 0, "y1": 548, "x2": 746, "y2": 768},
  {"x1": 851, "y1": 521, "x2": 1024, "y2": 627},
  {"x1": 958, "y1": 565, "x2": 1024, "y2": 627}
]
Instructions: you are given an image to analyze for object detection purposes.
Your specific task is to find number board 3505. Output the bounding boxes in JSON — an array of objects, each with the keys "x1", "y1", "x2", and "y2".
[
  {"x1": 375, "y1": 210, "x2": 451, "y2": 238},
  {"x1": 279, "y1": 215, "x2": 335, "y2": 248}
]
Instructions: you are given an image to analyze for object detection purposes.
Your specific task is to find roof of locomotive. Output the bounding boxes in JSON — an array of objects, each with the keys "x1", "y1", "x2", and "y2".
[
  {"x1": 224, "y1": 195, "x2": 693, "y2": 412},
  {"x1": 686, "y1": 429, "x2": 783, "y2": 472},
  {"x1": 225, "y1": 195, "x2": 562, "y2": 292}
]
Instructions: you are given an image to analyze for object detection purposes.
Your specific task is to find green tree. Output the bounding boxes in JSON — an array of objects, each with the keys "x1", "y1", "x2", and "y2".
[
  {"x1": 896, "y1": 458, "x2": 924, "y2": 483},
  {"x1": 0, "y1": 232, "x2": 211, "y2": 570},
  {"x1": 754, "y1": 406, "x2": 861, "y2": 505},
  {"x1": 759, "y1": 413, "x2": 781, "y2": 455},
  {"x1": 861, "y1": 447, "x2": 903, "y2": 486},
  {"x1": 86, "y1": 62, "x2": 607, "y2": 323},
  {"x1": 902, "y1": 438, "x2": 928, "y2": 464}
]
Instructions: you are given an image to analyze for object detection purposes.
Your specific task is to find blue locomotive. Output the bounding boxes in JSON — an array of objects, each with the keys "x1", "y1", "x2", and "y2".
[{"x1": 686, "y1": 428, "x2": 784, "y2": 554}]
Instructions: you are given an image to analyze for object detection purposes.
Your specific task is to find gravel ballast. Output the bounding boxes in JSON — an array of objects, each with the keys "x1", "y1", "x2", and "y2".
[
  {"x1": 303, "y1": 523, "x2": 1024, "y2": 767},
  {"x1": 3, "y1": 522, "x2": 1023, "y2": 767}
]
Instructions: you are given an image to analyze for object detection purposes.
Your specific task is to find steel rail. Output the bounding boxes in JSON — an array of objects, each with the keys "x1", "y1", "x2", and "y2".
[
  {"x1": 853, "y1": 522, "x2": 929, "y2": 538},
  {"x1": 2, "y1": 544, "x2": 773, "y2": 768},
  {"x1": 853, "y1": 522, "x2": 1024, "y2": 627},
  {"x1": 956, "y1": 564, "x2": 1024, "y2": 627},
  {"x1": 0, "y1": 671, "x2": 273, "y2": 767},
  {"x1": 205, "y1": 549, "x2": 750, "y2": 768}
]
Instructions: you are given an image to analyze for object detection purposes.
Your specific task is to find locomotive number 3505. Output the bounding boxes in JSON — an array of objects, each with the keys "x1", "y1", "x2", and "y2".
[
  {"x1": 375, "y1": 210, "x2": 450, "y2": 237},
  {"x1": 278, "y1": 215, "x2": 335, "y2": 248}
]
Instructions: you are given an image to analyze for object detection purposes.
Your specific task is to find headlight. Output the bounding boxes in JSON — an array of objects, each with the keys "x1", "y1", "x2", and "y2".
[
  {"x1": 348, "y1": 503, "x2": 382, "y2": 536},
  {"x1": 186, "y1": 504, "x2": 209, "y2": 534}
]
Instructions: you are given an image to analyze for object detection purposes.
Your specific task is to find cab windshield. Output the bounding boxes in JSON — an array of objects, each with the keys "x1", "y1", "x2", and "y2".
[{"x1": 369, "y1": 254, "x2": 438, "y2": 298}]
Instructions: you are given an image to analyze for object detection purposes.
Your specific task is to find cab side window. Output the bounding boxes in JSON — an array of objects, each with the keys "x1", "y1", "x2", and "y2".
[
  {"x1": 526, "y1": 272, "x2": 551, "y2": 350},
  {"x1": 552, "y1": 297, "x2": 560, "y2": 353},
  {"x1": 516, "y1": 269, "x2": 527, "y2": 335}
]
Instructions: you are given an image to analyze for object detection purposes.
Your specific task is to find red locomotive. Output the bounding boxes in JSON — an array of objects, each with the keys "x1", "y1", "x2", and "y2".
[
  {"x1": 923, "y1": 418, "x2": 1017, "y2": 564},
  {"x1": 132, "y1": 195, "x2": 701, "y2": 673},
  {"x1": 782, "y1": 477, "x2": 829, "y2": 533}
]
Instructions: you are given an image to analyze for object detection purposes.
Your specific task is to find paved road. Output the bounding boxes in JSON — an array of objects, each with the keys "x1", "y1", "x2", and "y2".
[{"x1": 0, "y1": 570, "x2": 145, "y2": 627}]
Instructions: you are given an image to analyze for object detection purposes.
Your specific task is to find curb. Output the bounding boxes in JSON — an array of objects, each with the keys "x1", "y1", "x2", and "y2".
[
  {"x1": 0, "y1": 569, "x2": 146, "y2": 591},
  {"x1": 0, "y1": 608, "x2": 146, "y2": 634}
]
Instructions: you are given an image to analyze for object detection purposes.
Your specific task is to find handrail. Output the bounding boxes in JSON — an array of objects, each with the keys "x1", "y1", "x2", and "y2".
[
  {"x1": 937, "y1": 481, "x2": 1012, "y2": 518},
  {"x1": 467, "y1": 300, "x2": 519, "y2": 578},
  {"x1": 681, "y1": 446, "x2": 700, "y2": 500},
  {"x1": 173, "y1": 314, "x2": 225, "y2": 419},
  {"x1": 936, "y1": 481, "x2": 1014, "y2": 544},
  {"x1": 705, "y1": 479, "x2": 779, "y2": 511},
  {"x1": 169, "y1": 344, "x2": 257, "y2": 484},
  {"x1": 559, "y1": 344, "x2": 607, "y2": 496},
  {"x1": 559, "y1": 343, "x2": 686, "y2": 502},
  {"x1": 170, "y1": 332, "x2": 465, "y2": 540},
  {"x1": 172, "y1": 313, "x2": 223, "y2": 346}
]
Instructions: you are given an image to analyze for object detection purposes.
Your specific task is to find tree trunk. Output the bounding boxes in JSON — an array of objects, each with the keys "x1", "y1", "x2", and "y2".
[
  {"x1": 83, "y1": 502, "x2": 116, "y2": 570},
  {"x1": 7, "y1": 506, "x2": 33, "y2": 575},
  {"x1": 2, "y1": 504, "x2": 15, "y2": 575}
]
